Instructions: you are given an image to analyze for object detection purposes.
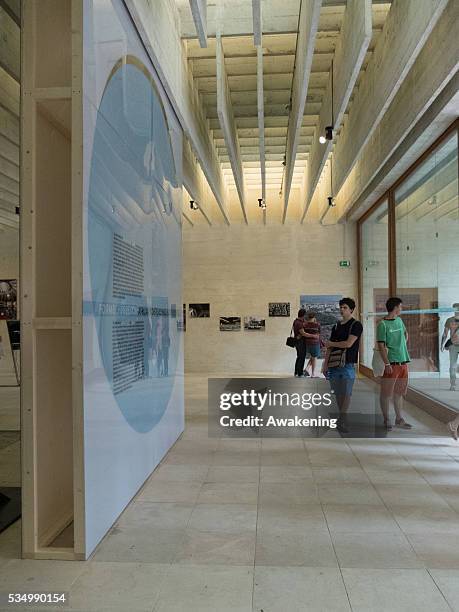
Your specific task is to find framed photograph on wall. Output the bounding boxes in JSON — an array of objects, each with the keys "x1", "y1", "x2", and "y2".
[
  {"x1": 244, "y1": 316, "x2": 265, "y2": 331},
  {"x1": 189, "y1": 303, "x2": 210, "y2": 318},
  {"x1": 269, "y1": 302, "x2": 290, "y2": 317},
  {"x1": 220, "y1": 317, "x2": 241, "y2": 331},
  {"x1": 0, "y1": 280, "x2": 17, "y2": 320}
]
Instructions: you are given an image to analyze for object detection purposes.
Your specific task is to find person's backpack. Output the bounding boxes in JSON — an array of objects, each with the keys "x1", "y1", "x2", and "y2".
[{"x1": 327, "y1": 320, "x2": 356, "y2": 368}]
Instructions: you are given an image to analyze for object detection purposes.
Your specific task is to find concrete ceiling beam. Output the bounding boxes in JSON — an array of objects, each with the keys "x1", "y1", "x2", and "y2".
[
  {"x1": 256, "y1": 44, "x2": 267, "y2": 223},
  {"x1": 189, "y1": 0, "x2": 207, "y2": 48},
  {"x1": 126, "y1": 0, "x2": 229, "y2": 224},
  {"x1": 216, "y1": 33, "x2": 247, "y2": 223},
  {"x1": 182, "y1": 210, "x2": 195, "y2": 226},
  {"x1": 301, "y1": 0, "x2": 372, "y2": 222},
  {"x1": 252, "y1": 0, "x2": 262, "y2": 46},
  {"x1": 331, "y1": 0, "x2": 450, "y2": 202},
  {"x1": 336, "y1": 1, "x2": 458, "y2": 224},
  {"x1": 179, "y1": 1, "x2": 389, "y2": 38},
  {"x1": 182, "y1": 140, "x2": 214, "y2": 226},
  {"x1": 0, "y1": 3, "x2": 20, "y2": 81},
  {"x1": 0, "y1": 65, "x2": 19, "y2": 117},
  {"x1": 282, "y1": 0, "x2": 322, "y2": 223}
]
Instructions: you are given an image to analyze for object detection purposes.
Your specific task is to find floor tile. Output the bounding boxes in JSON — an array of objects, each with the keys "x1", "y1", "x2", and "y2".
[
  {"x1": 153, "y1": 565, "x2": 253, "y2": 612},
  {"x1": 148, "y1": 464, "x2": 209, "y2": 483},
  {"x1": 205, "y1": 465, "x2": 259, "y2": 483},
  {"x1": 323, "y1": 504, "x2": 402, "y2": 534},
  {"x1": 92, "y1": 526, "x2": 186, "y2": 564},
  {"x1": 390, "y1": 505, "x2": 459, "y2": 535},
  {"x1": 332, "y1": 532, "x2": 423, "y2": 569},
  {"x1": 260, "y1": 465, "x2": 314, "y2": 482},
  {"x1": 306, "y1": 452, "x2": 360, "y2": 468},
  {"x1": 255, "y1": 529, "x2": 338, "y2": 567},
  {"x1": 363, "y1": 466, "x2": 428, "y2": 485},
  {"x1": 257, "y1": 502, "x2": 328, "y2": 534},
  {"x1": 212, "y1": 450, "x2": 260, "y2": 466},
  {"x1": 374, "y1": 483, "x2": 451, "y2": 509},
  {"x1": 68, "y1": 561, "x2": 167, "y2": 611},
  {"x1": 188, "y1": 503, "x2": 257, "y2": 534},
  {"x1": 197, "y1": 482, "x2": 258, "y2": 504},
  {"x1": 260, "y1": 449, "x2": 309, "y2": 466},
  {"x1": 342, "y1": 568, "x2": 451, "y2": 612},
  {"x1": 259, "y1": 482, "x2": 319, "y2": 505},
  {"x1": 312, "y1": 466, "x2": 370, "y2": 484},
  {"x1": 0, "y1": 559, "x2": 85, "y2": 591},
  {"x1": 260, "y1": 438, "x2": 305, "y2": 450},
  {"x1": 175, "y1": 530, "x2": 255, "y2": 565},
  {"x1": 253, "y1": 567, "x2": 350, "y2": 612},
  {"x1": 116, "y1": 501, "x2": 194, "y2": 531},
  {"x1": 431, "y1": 484, "x2": 459, "y2": 512},
  {"x1": 407, "y1": 533, "x2": 459, "y2": 569},
  {"x1": 136, "y1": 481, "x2": 202, "y2": 504},
  {"x1": 317, "y1": 482, "x2": 383, "y2": 505},
  {"x1": 429, "y1": 570, "x2": 459, "y2": 611}
]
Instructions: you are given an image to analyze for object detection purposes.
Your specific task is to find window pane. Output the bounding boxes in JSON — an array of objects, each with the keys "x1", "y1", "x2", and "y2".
[
  {"x1": 395, "y1": 132, "x2": 458, "y2": 410},
  {"x1": 360, "y1": 200, "x2": 389, "y2": 368}
]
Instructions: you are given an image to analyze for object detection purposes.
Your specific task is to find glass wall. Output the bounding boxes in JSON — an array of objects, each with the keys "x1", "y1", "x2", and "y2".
[
  {"x1": 359, "y1": 124, "x2": 459, "y2": 412},
  {"x1": 360, "y1": 200, "x2": 389, "y2": 368},
  {"x1": 395, "y1": 132, "x2": 458, "y2": 410}
]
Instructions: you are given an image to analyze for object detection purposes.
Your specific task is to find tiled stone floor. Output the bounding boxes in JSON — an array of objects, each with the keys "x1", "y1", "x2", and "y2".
[{"x1": 1, "y1": 374, "x2": 459, "y2": 611}]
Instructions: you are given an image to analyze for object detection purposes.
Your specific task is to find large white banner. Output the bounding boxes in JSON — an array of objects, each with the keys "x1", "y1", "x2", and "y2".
[{"x1": 82, "y1": 0, "x2": 184, "y2": 556}]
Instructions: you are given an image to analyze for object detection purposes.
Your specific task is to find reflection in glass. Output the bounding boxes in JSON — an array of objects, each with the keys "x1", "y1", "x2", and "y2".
[
  {"x1": 360, "y1": 201, "x2": 389, "y2": 368},
  {"x1": 395, "y1": 132, "x2": 458, "y2": 410}
]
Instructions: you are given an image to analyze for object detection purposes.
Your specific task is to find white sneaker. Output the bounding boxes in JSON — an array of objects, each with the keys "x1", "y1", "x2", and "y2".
[{"x1": 450, "y1": 385, "x2": 456, "y2": 392}]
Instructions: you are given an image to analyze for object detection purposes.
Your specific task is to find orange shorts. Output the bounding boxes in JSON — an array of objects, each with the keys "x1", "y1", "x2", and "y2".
[{"x1": 380, "y1": 363, "x2": 409, "y2": 397}]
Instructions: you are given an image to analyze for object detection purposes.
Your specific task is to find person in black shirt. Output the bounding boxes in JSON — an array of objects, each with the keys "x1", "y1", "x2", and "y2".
[
  {"x1": 322, "y1": 297, "x2": 363, "y2": 431},
  {"x1": 293, "y1": 309, "x2": 308, "y2": 377}
]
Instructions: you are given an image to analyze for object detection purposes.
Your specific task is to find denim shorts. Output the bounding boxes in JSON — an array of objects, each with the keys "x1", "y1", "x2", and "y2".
[
  {"x1": 305, "y1": 344, "x2": 320, "y2": 358},
  {"x1": 327, "y1": 363, "x2": 356, "y2": 397}
]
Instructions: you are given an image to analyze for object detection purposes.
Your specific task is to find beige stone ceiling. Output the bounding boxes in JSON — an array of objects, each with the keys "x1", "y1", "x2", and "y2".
[{"x1": 177, "y1": 1, "x2": 392, "y2": 193}]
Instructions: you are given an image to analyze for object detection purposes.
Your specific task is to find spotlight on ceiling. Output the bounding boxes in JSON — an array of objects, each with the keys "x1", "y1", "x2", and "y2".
[
  {"x1": 320, "y1": 126, "x2": 334, "y2": 144},
  {"x1": 258, "y1": 198, "x2": 266, "y2": 210},
  {"x1": 190, "y1": 200, "x2": 199, "y2": 210},
  {"x1": 327, "y1": 196, "x2": 336, "y2": 208}
]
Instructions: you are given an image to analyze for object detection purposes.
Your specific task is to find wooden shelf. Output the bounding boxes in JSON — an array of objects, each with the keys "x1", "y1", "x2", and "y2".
[
  {"x1": 22, "y1": 0, "x2": 83, "y2": 561},
  {"x1": 32, "y1": 317, "x2": 71, "y2": 330},
  {"x1": 31, "y1": 87, "x2": 71, "y2": 100}
]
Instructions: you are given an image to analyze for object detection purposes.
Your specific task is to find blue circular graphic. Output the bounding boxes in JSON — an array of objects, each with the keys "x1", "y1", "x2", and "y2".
[{"x1": 87, "y1": 57, "x2": 180, "y2": 433}]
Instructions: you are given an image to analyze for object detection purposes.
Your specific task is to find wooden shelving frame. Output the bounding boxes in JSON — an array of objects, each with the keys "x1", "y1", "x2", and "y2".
[{"x1": 21, "y1": 0, "x2": 85, "y2": 560}]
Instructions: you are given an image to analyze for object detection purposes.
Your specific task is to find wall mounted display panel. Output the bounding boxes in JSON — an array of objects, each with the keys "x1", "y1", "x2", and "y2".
[
  {"x1": 299, "y1": 295, "x2": 341, "y2": 356},
  {"x1": 82, "y1": 0, "x2": 184, "y2": 556}
]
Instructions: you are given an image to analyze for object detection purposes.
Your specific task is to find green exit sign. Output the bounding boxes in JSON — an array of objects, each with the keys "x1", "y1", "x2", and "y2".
[{"x1": 339, "y1": 260, "x2": 351, "y2": 268}]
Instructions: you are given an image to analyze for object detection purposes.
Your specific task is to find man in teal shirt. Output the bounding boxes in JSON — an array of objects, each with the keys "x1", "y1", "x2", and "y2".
[{"x1": 376, "y1": 297, "x2": 412, "y2": 431}]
